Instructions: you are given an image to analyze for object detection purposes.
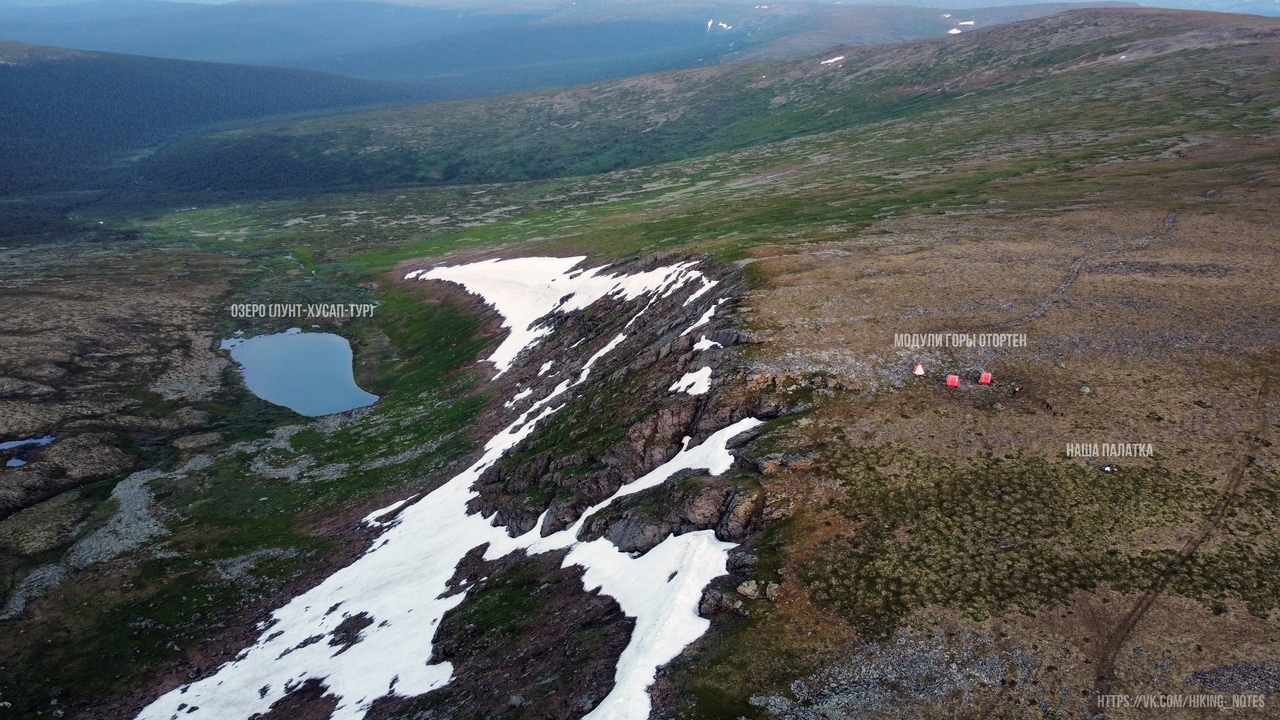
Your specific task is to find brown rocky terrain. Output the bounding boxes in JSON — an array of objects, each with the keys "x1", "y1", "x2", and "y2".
[
  {"x1": 655, "y1": 106, "x2": 1279, "y2": 720},
  {"x1": 0, "y1": 242, "x2": 255, "y2": 625}
]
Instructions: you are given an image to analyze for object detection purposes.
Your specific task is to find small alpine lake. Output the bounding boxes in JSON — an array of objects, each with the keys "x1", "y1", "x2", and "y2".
[{"x1": 220, "y1": 328, "x2": 377, "y2": 417}]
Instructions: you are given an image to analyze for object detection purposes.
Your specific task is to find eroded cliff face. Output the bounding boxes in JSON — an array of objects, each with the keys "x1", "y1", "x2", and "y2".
[
  {"x1": 132, "y1": 253, "x2": 802, "y2": 720},
  {"x1": 461, "y1": 271, "x2": 772, "y2": 542}
]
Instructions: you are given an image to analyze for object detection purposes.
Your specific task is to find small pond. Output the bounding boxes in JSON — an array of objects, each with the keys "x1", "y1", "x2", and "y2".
[
  {"x1": 1, "y1": 435, "x2": 55, "y2": 468},
  {"x1": 220, "y1": 329, "x2": 378, "y2": 417}
]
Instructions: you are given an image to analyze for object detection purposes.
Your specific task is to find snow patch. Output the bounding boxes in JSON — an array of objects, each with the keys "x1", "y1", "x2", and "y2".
[
  {"x1": 820, "y1": 55, "x2": 845, "y2": 65},
  {"x1": 682, "y1": 276, "x2": 718, "y2": 306},
  {"x1": 504, "y1": 388, "x2": 533, "y2": 408},
  {"x1": 363, "y1": 498, "x2": 413, "y2": 528},
  {"x1": 405, "y1": 257, "x2": 708, "y2": 378},
  {"x1": 580, "y1": 334, "x2": 626, "y2": 383},
  {"x1": 681, "y1": 298, "x2": 724, "y2": 336},
  {"x1": 693, "y1": 335, "x2": 722, "y2": 351},
  {"x1": 670, "y1": 367, "x2": 713, "y2": 396},
  {"x1": 570, "y1": 531, "x2": 733, "y2": 719},
  {"x1": 0, "y1": 434, "x2": 55, "y2": 451}
]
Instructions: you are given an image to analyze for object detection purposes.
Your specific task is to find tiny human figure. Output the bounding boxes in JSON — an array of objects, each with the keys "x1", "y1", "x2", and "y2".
[{"x1": 1012, "y1": 386, "x2": 1023, "y2": 396}]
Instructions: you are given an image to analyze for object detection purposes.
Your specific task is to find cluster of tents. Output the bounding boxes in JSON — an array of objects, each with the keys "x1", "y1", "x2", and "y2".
[{"x1": 913, "y1": 363, "x2": 1001, "y2": 389}]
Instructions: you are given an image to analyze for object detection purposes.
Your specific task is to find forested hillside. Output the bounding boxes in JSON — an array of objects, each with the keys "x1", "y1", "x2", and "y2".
[
  {"x1": 0, "y1": 0, "x2": 534, "y2": 65},
  {"x1": 0, "y1": 42, "x2": 420, "y2": 194}
]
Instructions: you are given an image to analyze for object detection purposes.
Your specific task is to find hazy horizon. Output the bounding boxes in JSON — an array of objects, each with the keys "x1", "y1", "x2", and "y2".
[{"x1": 0, "y1": 0, "x2": 1276, "y2": 13}]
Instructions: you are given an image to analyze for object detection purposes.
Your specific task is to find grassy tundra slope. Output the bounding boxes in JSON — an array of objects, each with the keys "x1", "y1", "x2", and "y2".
[
  {"x1": 1, "y1": 7, "x2": 1278, "y2": 719},
  {"x1": 135, "y1": 6, "x2": 1276, "y2": 195}
]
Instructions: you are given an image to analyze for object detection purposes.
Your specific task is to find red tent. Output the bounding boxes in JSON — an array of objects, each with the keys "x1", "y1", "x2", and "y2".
[
  {"x1": 979, "y1": 372, "x2": 992, "y2": 385},
  {"x1": 946, "y1": 374, "x2": 961, "y2": 387}
]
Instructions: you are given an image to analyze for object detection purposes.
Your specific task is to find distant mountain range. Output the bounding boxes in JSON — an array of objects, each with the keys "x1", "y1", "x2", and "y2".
[
  {"x1": 0, "y1": 1, "x2": 540, "y2": 66},
  {"x1": 1, "y1": 0, "x2": 1159, "y2": 199},
  {"x1": 285, "y1": 17, "x2": 740, "y2": 95},
  {"x1": 3, "y1": 0, "x2": 1274, "y2": 198},
  {"x1": 11, "y1": 0, "x2": 1272, "y2": 95},
  {"x1": 866, "y1": 0, "x2": 1277, "y2": 12},
  {"x1": 126, "y1": 5, "x2": 1280, "y2": 198},
  {"x1": 3, "y1": 0, "x2": 1272, "y2": 107}
]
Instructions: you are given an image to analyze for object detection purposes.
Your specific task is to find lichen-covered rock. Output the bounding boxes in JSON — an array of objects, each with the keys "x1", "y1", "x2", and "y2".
[
  {"x1": 0, "y1": 433, "x2": 132, "y2": 521},
  {"x1": 42, "y1": 432, "x2": 131, "y2": 481}
]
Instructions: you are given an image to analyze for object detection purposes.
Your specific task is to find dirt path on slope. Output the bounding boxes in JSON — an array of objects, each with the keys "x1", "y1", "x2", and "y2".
[
  {"x1": 1091, "y1": 363, "x2": 1275, "y2": 704},
  {"x1": 994, "y1": 173, "x2": 1268, "y2": 332},
  {"x1": 990, "y1": 209, "x2": 1180, "y2": 331}
]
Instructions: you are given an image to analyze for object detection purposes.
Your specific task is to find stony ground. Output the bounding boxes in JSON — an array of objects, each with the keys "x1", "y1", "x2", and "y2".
[{"x1": 0, "y1": 243, "x2": 252, "y2": 622}]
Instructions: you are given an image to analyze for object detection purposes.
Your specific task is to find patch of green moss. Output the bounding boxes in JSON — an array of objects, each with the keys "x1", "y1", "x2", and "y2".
[
  {"x1": 798, "y1": 446, "x2": 1224, "y2": 638},
  {"x1": 442, "y1": 560, "x2": 549, "y2": 642}
]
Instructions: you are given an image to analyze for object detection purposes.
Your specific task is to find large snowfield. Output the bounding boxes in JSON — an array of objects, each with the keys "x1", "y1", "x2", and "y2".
[{"x1": 138, "y1": 257, "x2": 758, "y2": 720}]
